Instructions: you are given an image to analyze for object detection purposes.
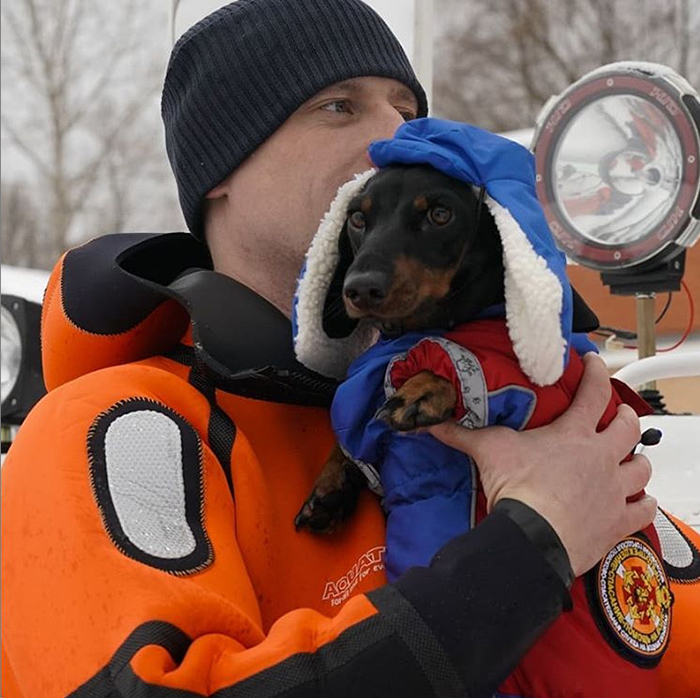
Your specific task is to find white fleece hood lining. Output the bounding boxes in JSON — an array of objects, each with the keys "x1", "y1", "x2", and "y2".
[
  {"x1": 294, "y1": 169, "x2": 378, "y2": 380},
  {"x1": 484, "y1": 196, "x2": 566, "y2": 386}
]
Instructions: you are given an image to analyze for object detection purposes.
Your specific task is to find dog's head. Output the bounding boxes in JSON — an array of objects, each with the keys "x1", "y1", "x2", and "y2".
[
  {"x1": 322, "y1": 165, "x2": 505, "y2": 338},
  {"x1": 295, "y1": 154, "x2": 599, "y2": 383}
]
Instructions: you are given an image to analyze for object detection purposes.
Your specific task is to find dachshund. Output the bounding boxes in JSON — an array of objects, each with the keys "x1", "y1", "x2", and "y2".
[
  {"x1": 294, "y1": 164, "x2": 506, "y2": 533},
  {"x1": 294, "y1": 163, "x2": 601, "y2": 534}
]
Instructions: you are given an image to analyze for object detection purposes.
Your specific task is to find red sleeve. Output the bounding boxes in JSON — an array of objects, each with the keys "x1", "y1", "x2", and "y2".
[{"x1": 387, "y1": 337, "x2": 487, "y2": 425}]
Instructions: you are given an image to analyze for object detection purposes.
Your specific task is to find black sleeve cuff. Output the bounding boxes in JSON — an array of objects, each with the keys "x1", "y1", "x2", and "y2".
[
  {"x1": 374, "y1": 508, "x2": 573, "y2": 697},
  {"x1": 493, "y1": 498, "x2": 575, "y2": 594}
]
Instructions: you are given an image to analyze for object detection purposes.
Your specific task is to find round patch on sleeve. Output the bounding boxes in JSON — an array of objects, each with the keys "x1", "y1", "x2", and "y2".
[
  {"x1": 586, "y1": 535, "x2": 672, "y2": 667},
  {"x1": 88, "y1": 398, "x2": 213, "y2": 575}
]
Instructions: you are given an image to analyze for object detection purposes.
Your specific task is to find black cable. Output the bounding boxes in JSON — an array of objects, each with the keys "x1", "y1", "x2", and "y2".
[
  {"x1": 597, "y1": 326, "x2": 637, "y2": 340},
  {"x1": 594, "y1": 292, "x2": 674, "y2": 344},
  {"x1": 655, "y1": 292, "x2": 673, "y2": 324}
]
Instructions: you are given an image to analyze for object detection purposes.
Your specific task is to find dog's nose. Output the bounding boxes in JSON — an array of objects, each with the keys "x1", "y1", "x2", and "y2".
[{"x1": 343, "y1": 271, "x2": 389, "y2": 311}]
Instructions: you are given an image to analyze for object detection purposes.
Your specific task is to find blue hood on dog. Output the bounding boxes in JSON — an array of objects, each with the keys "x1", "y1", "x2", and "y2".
[{"x1": 294, "y1": 118, "x2": 575, "y2": 386}]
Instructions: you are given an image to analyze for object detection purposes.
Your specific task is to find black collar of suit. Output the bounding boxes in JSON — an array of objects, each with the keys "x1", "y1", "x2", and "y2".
[{"x1": 61, "y1": 232, "x2": 338, "y2": 407}]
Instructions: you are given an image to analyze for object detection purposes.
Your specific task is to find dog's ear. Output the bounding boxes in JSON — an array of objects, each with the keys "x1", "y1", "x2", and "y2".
[
  {"x1": 322, "y1": 222, "x2": 359, "y2": 339},
  {"x1": 571, "y1": 285, "x2": 599, "y2": 333}
]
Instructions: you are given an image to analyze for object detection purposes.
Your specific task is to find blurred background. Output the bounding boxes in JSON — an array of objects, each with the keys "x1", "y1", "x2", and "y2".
[{"x1": 1, "y1": 0, "x2": 699, "y2": 410}]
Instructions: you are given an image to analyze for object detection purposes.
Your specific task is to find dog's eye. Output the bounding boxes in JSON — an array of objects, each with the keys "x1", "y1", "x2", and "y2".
[
  {"x1": 428, "y1": 206, "x2": 452, "y2": 226},
  {"x1": 348, "y1": 211, "x2": 366, "y2": 231}
]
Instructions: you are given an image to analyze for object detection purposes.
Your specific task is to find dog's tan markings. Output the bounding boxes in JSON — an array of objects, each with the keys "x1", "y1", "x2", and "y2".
[
  {"x1": 378, "y1": 255, "x2": 461, "y2": 319},
  {"x1": 360, "y1": 196, "x2": 373, "y2": 213},
  {"x1": 413, "y1": 195, "x2": 429, "y2": 211},
  {"x1": 377, "y1": 371, "x2": 457, "y2": 431}
]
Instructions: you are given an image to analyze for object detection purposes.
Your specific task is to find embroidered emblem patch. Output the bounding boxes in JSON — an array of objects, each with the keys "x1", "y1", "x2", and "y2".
[{"x1": 593, "y1": 536, "x2": 672, "y2": 666}]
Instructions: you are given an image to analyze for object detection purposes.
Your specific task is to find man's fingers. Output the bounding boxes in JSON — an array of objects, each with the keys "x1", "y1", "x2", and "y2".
[
  {"x1": 604, "y1": 403, "x2": 642, "y2": 455},
  {"x1": 618, "y1": 453, "x2": 652, "y2": 496},
  {"x1": 567, "y1": 353, "x2": 613, "y2": 428},
  {"x1": 623, "y1": 494, "x2": 658, "y2": 537}
]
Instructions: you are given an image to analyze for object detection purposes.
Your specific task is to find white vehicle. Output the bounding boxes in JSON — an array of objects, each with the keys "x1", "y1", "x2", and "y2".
[
  {"x1": 1, "y1": 265, "x2": 49, "y2": 452},
  {"x1": 615, "y1": 355, "x2": 700, "y2": 531}
]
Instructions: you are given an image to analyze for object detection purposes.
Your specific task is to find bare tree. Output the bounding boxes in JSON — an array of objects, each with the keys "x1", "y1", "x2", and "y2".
[
  {"x1": 433, "y1": 0, "x2": 700, "y2": 132},
  {"x1": 1, "y1": 180, "x2": 41, "y2": 267},
  {"x1": 1, "y1": 0, "x2": 182, "y2": 270}
]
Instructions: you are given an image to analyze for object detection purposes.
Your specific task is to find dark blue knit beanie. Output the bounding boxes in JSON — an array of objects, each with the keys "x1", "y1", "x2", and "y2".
[{"x1": 161, "y1": 0, "x2": 428, "y2": 237}]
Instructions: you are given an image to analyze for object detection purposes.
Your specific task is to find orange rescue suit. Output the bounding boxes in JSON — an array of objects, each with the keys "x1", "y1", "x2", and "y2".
[{"x1": 2, "y1": 233, "x2": 699, "y2": 698}]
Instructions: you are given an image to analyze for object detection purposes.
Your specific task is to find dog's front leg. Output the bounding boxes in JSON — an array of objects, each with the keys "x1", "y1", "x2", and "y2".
[
  {"x1": 377, "y1": 370, "x2": 457, "y2": 431},
  {"x1": 295, "y1": 443, "x2": 366, "y2": 534}
]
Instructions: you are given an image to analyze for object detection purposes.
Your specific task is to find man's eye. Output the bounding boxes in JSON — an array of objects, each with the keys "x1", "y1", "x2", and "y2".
[
  {"x1": 398, "y1": 108, "x2": 417, "y2": 122},
  {"x1": 428, "y1": 206, "x2": 452, "y2": 226},
  {"x1": 348, "y1": 211, "x2": 366, "y2": 230},
  {"x1": 321, "y1": 100, "x2": 352, "y2": 114}
]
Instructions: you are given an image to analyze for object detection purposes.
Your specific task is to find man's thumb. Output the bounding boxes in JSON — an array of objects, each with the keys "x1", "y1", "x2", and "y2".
[{"x1": 428, "y1": 421, "x2": 486, "y2": 457}]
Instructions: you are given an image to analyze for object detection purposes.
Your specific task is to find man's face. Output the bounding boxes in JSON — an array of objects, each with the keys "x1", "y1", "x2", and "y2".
[{"x1": 205, "y1": 76, "x2": 419, "y2": 316}]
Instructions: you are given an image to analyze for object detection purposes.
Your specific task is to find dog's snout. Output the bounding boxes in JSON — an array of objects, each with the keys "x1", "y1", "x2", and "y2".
[{"x1": 343, "y1": 270, "x2": 389, "y2": 311}]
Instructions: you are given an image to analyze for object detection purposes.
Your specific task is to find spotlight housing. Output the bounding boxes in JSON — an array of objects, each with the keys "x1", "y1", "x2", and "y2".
[
  {"x1": 1, "y1": 294, "x2": 46, "y2": 428},
  {"x1": 533, "y1": 62, "x2": 700, "y2": 280}
]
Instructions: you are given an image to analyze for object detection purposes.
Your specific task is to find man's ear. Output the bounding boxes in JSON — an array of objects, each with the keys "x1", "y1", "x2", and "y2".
[
  {"x1": 322, "y1": 222, "x2": 359, "y2": 339},
  {"x1": 571, "y1": 285, "x2": 600, "y2": 333}
]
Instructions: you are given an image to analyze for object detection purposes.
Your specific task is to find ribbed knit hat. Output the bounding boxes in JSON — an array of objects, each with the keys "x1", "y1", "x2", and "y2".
[{"x1": 161, "y1": 0, "x2": 428, "y2": 237}]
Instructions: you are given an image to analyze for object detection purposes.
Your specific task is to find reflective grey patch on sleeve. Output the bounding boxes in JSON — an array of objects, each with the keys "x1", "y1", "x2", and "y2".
[
  {"x1": 340, "y1": 443, "x2": 384, "y2": 497},
  {"x1": 88, "y1": 398, "x2": 213, "y2": 574},
  {"x1": 655, "y1": 509, "x2": 693, "y2": 567},
  {"x1": 105, "y1": 410, "x2": 196, "y2": 559},
  {"x1": 653, "y1": 508, "x2": 700, "y2": 583}
]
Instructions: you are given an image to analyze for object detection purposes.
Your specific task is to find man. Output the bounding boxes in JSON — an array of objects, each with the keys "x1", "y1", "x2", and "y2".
[{"x1": 3, "y1": 1, "x2": 685, "y2": 696}]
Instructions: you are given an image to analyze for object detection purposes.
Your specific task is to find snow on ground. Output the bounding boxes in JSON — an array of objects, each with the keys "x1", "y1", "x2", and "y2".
[{"x1": 1, "y1": 265, "x2": 50, "y2": 305}]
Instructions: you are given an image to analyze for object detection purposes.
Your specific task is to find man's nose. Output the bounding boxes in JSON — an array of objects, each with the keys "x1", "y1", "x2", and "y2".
[{"x1": 361, "y1": 108, "x2": 406, "y2": 167}]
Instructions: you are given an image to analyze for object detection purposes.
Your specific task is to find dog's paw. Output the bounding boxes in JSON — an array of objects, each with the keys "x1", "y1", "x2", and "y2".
[
  {"x1": 295, "y1": 456, "x2": 365, "y2": 534},
  {"x1": 294, "y1": 489, "x2": 350, "y2": 534},
  {"x1": 376, "y1": 370, "x2": 456, "y2": 432}
]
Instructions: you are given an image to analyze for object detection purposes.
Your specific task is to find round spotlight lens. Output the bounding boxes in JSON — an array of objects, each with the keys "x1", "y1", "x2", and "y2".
[
  {"x1": 553, "y1": 95, "x2": 682, "y2": 245},
  {"x1": 1, "y1": 305, "x2": 22, "y2": 404},
  {"x1": 533, "y1": 64, "x2": 700, "y2": 271}
]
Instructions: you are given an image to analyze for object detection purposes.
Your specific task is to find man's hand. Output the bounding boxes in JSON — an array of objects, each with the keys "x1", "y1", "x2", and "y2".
[{"x1": 429, "y1": 353, "x2": 656, "y2": 577}]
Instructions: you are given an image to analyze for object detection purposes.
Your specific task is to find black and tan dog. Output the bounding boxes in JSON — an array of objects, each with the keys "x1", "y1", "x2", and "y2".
[{"x1": 294, "y1": 164, "x2": 597, "y2": 533}]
